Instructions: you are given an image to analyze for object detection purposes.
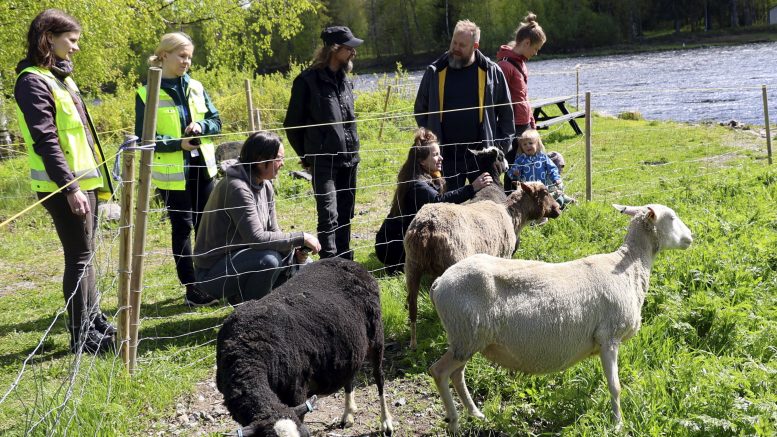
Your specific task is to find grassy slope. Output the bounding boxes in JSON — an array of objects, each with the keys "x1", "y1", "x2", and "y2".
[{"x1": 0, "y1": 79, "x2": 775, "y2": 435}]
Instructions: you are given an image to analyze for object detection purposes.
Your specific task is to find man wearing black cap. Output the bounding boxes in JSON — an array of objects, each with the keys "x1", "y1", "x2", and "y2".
[{"x1": 284, "y1": 26, "x2": 363, "y2": 260}]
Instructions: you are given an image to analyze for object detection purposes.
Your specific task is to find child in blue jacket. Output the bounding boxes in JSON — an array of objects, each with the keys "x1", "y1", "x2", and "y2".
[{"x1": 508, "y1": 129, "x2": 575, "y2": 209}]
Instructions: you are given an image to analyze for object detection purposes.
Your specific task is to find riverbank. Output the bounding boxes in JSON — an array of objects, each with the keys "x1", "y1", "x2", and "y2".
[{"x1": 357, "y1": 25, "x2": 777, "y2": 73}]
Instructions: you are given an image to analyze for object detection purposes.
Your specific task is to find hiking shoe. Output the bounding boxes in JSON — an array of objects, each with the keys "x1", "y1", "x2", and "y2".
[
  {"x1": 93, "y1": 313, "x2": 117, "y2": 337},
  {"x1": 70, "y1": 329, "x2": 114, "y2": 355},
  {"x1": 185, "y1": 285, "x2": 218, "y2": 307}
]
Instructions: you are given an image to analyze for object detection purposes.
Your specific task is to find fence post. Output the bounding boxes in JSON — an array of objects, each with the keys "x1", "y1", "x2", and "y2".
[
  {"x1": 117, "y1": 135, "x2": 136, "y2": 368},
  {"x1": 763, "y1": 85, "x2": 772, "y2": 165},
  {"x1": 378, "y1": 85, "x2": 392, "y2": 140},
  {"x1": 585, "y1": 91, "x2": 592, "y2": 201},
  {"x1": 128, "y1": 67, "x2": 161, "y2": 375},
  {"x1": 245, "y1": 79, "x2": 256, "y2": 133}
]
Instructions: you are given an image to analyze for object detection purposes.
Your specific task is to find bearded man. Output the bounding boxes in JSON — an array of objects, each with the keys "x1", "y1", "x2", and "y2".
[
  {"x1": 284, "y1": 26, "x2": 363, "y2": 260},
  {"x1": 414, "y1": 20, "x2": 515, "y2": 190}
]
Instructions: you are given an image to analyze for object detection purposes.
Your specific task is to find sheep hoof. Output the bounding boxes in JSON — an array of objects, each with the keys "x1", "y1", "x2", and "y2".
[
  {"x1": 445, "y1": 418, "x2": 459, "y2": 434},
  {"x1": 382, "y1": 419, "x2": 394, "y2": 435},
  {"x1": 340, "y1": 414, "x2": 355, "y2": 428},
  {"x1": 471, "y1": 409, "x2": 485, "y2": 420}
]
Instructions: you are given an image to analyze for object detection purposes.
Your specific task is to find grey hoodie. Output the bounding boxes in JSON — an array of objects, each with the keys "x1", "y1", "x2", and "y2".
[{"x1": 193, "y1": 164, "x2": 304, "y2": 270}]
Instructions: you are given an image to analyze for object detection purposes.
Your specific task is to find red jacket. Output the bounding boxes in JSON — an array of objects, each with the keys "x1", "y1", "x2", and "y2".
[{"x1": 497, "y1": 45, "x2": 534, "y2": 128}]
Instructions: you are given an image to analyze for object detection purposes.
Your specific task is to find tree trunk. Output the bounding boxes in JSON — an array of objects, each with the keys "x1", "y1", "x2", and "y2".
[
  {"x1": 369, "y1": 0, "x2": 381, "y2": 60},
  {"x1": 730, "y1": 0, "x2": 739, "y2": 27}
]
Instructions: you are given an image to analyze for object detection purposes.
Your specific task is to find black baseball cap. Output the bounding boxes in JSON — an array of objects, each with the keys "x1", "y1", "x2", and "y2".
[{"x1": 320, "y1": 26, "x2": 363, "y2": 47}]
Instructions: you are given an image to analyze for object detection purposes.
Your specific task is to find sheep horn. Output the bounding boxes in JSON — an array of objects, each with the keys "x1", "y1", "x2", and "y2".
[{"x1": 613, "y1": 204, "x2": 640, "y2": 216}]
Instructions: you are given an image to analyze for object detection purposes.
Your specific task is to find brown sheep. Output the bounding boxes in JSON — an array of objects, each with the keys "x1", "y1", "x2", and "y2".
[{"x1": 402, "y1": 181, "x2": 561, "y2": 348}]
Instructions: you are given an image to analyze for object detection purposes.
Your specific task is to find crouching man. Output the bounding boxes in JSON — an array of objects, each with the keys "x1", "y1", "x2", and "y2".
[{"x1": 193, "y1": 132, "x2": 321, "y2": 305}]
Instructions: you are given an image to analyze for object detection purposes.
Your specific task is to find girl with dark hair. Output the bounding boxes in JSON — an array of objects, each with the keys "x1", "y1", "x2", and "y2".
[
  {"x1": 14, "y1": 9, "x2": 116, "y2": 354},
  {"x1": 193, "y1": 132, "x2": 320, "y2": 304},
  {"x1": 374, "y1": 128, "x2": 492, "y2": 273}
]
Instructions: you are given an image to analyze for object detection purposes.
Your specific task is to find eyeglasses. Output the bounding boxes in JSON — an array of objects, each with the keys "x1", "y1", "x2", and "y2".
[{"x1": 340, "y1": 46, "x2": 355, "y2": 53}]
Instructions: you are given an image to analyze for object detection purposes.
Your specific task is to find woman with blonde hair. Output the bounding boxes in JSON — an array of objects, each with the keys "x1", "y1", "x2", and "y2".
[
  {"x1": 374, "y1": 128, "x2": 492, "y2": 273},
  {"x1": 135, "y1": 32, "x2": 222, "y2": 306}
]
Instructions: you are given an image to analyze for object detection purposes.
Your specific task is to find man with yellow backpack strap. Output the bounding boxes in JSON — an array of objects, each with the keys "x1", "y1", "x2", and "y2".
[
  {"x1": 135, "y1": 32, "x2": 221, "y2": 307},
  {"x1": 14, "y1": 9, "x2": 116, "y2": 355}
]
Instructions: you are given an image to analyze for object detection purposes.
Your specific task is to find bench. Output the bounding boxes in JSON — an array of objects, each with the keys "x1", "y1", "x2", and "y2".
[
  {"x1": 535, "y1": 111, "x2": 585, "y2": 131},
  {"x1": 531, "y1": 96, "x2": 585, "y2": 135}
]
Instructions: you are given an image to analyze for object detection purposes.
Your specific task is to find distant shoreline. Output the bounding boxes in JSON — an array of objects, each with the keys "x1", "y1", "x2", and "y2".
[{"x1": 356, "y1": 26, "x2": 777, "y2": 74}]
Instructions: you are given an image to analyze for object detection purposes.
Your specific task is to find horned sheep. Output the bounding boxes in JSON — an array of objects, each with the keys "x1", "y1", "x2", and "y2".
[
  {"x1": 216, "y1": 258, "x2": 393, "y2": 436},
  {"x1": 403, "y1": 180, "x2": 561, "y2": 348},
  {"x1": 428, "y1": 204, "x2": 693, "y2": 432}
]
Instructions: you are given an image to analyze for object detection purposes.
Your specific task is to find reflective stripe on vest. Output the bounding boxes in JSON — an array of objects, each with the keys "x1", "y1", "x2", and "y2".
[
  {"x1": 137, "y1": 78, "x2": 217, "y2": 190},
  {"x1": 15, "y1": 67, "x2": 104, "y2": 193}
]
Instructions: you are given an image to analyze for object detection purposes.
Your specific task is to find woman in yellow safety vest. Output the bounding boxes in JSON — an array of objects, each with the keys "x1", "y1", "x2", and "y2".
[
  {"x1": 14, "y1": 9, "x2": 116, "y2": 354},
  {"x1": 135, "y1": 32, "x2": 221, "y2": 307}
]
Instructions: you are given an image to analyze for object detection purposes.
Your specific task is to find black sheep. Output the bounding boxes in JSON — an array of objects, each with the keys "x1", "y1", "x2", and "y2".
[{"x1": 216, "y1": 258, "x2": 394, "y2": 436}]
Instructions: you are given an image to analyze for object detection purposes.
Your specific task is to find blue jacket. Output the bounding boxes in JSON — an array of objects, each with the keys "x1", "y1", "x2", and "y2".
[
  {"x1": 414, "y1": 50, "x2": 515, "y2": 157},
  {"x1": 509, "y1": 152, "x2": 561, "y2": 186}
]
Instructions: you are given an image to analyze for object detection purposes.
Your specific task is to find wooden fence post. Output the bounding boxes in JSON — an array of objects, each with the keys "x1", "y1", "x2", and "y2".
[
  {"x1": 128, "y1": 67, "x2": 161, "y2": 375},
  {"x1": 585, "y1": 91, "x2": 592, "y2": 201},
  {"x1": 254, "y1": 108, "x2": 263, "y2": 131},
  {"x1": 245, "y1": 79, "x2": 256, "y2": 133},
  {"x1": 378, "y1": 85, "x2": 392, "y2": 140},
  {"x1": 117, "y1": 135, "x2": 137, "y2": 369},
  {"x1": 763, "y1": 85, "x2": 772, "y2": 165}
]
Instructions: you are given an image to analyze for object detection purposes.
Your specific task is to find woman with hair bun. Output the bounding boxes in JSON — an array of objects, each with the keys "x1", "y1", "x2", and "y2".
[
  {"x1": 374, "y1": 128, "x2": 492, "y2": 274},
  {"x1": 135, "y1": 32, "x2": 222, "y2": 307},
  {"x1": 497, "y1": 12, "x2": 547, "y2": 192}
]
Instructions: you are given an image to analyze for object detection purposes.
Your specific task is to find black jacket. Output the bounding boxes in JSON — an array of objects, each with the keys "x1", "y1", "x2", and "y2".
[
  {"x1": 375, "y1": 180, "x2": 474, "y2": 267},
  {"x1": 284, "y1": 67, "x2": 360, "y2": 168}
]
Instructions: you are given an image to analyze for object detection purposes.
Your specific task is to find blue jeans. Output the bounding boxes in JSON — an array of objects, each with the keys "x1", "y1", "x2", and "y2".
[{"x1": 195, "y1": 249, "x2": 292, "y2": 304}]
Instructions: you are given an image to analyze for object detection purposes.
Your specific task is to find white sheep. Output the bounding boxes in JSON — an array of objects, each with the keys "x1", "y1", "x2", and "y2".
[
  {"x1": 428, "y1": 204, "x2": 693, "y2": 432},
  {"x1": 403, "y1": 181, "x2": 561, "y2": 348}
]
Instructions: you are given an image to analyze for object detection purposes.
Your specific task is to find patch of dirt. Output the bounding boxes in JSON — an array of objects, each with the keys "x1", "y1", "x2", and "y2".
[{"x1": 145, "y1": 368, "x2": 446, "y2": 436}]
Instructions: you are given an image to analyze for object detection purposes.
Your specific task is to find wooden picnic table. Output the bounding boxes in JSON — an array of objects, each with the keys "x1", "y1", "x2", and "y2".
[{"x1": 531, "y1": 95, "x2": 585, "y2": 135}]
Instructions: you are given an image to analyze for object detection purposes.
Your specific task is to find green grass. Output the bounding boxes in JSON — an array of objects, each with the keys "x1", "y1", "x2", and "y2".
[{"x1": 0, "y1": 71, "x2": 775, "y2": 436}]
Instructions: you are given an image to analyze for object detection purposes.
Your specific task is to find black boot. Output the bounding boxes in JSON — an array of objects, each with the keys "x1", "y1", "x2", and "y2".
[
  {"x1": 70, "y1": 328, "x2": 114, "y2": 355},
  {"x1": 92, "y1": 313, "x2": 117, "y2": 337}
]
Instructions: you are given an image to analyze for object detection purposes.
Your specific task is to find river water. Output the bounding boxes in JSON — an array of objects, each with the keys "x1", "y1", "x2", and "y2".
[{"x1": 355, "y1": 41, "x2": 777, "y2": 125}]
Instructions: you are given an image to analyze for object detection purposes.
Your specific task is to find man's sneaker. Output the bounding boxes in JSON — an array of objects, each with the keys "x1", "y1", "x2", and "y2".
[
  {"x1": 70, "y1": 329, "x2": 114, "y2": 355},
  {"x1": 93, "y1": 313, "x2": 117, "y2": 337},
  {"x1": 185, "y1": 285, "x2": 218, "y2": 307}
]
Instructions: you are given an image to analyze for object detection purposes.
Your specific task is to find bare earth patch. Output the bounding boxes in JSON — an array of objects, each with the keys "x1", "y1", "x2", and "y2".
[{"x1": 145, "y1": 369, "x2": 446, "y2": 436}]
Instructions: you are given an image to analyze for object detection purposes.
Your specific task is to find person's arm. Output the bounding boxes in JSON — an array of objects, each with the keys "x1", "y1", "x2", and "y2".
[
  {"x1": 283, "y1": 74, "x2": 309, "y2": 161},
  {"x1": 15, "y1": 74, "x2": 79, "y2": 194},
  {"x1": 545, "y1": 157, "x2": 562, "y2": 186},
  {"x1": 226, "y1": 182, "x2": 304, "y2": 252},
  {"x1": 493, "y1": 67, "x2": 515, "y2": 154},
  {"x1": 414, "y1": 69, "x2": 432, "y2": 128},
  {"x1": 409, "y1": 181, "x2": 475, "y2": 209},
  {"x1": 134, "y1": 92, "x2": 182, "y2": 153},
  {"x1": 197, "y1": 88, "x2": 222, "y2": 135}
]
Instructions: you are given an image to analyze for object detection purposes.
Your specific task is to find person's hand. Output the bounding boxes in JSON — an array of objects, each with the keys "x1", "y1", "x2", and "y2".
[
  {"x1": 181, "y1": 137, "x2": 200, "y2": 151},
  {"x1": 66, "y1": 189, "x2": 90, "y2": 217},
  {"x1": 298, "y1": 158, "x2": 311, "y2": 172},
  {"x1": 472, "y1": 172, "x2": 493, "y2": 192},
  {"x1": 184, "y1": 122, "x2": 202, "y2": 136},
  {"x1": 302, "y1": 232, "x2": 321, "y2": 254}
]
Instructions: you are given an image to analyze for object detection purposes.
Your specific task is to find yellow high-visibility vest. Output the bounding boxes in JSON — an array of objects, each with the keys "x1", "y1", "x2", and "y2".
[
  {"x1": 137, "y1": 79, "x2": 217, "y2": 190},
  {"x1": 15, "y1": 66, "x2": 112, "y2": 197}
]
